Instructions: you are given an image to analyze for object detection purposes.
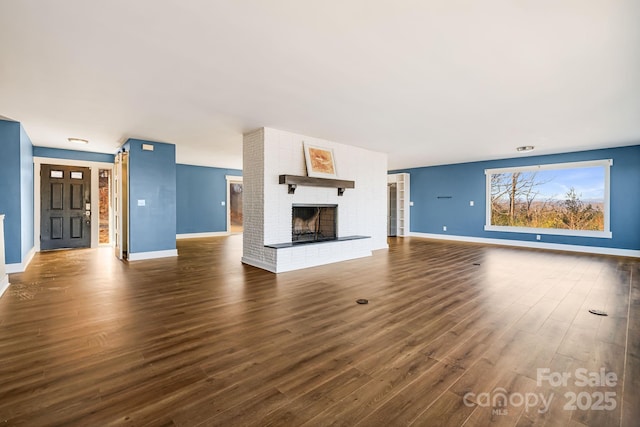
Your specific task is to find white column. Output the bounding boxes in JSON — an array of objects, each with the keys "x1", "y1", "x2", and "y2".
[{"x1": 0, "y1": 214, "x2": 9, "y2": 298}]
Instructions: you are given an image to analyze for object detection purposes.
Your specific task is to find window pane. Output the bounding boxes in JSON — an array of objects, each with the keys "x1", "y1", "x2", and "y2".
[
  {"x1": 71, "y1": 171, "x2": 83, "y2": 179},
  {"x1": 50, "y1": 170, "x2": 63, "y2": 178},
  {"x1": 490, "y1": 166, "x2": 605, "y2": 231}
]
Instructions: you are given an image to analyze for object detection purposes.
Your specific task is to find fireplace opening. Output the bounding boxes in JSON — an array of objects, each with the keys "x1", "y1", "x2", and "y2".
[{"x1": 292, "y1": 204, "x2": 337, "y2": 244}]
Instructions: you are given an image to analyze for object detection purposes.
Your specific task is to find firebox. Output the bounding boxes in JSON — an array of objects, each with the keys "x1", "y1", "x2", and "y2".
[{"x1": 292, "y1": 204, "x2": 337, "y2": 244}]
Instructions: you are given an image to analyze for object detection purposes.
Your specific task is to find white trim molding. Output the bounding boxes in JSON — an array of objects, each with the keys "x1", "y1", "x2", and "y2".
[
  {"x1": 409, "y1": 232, "x2": 640, "y2": 258},
  {"x1": 484, "y1": 225, "x2": 612, "y2": 239},
  {"x1": 0, "y1": 214, "x2": 7, "y2": 294},
  {"x1": 5, "y1": 246, "x2": 36, "y2": 274},
  {"x1": 176, "y1": 232, "x2": 230, "y2": 239},
  {"x1": 128, "y1": 249, "x2": 178, "y2": 261},
  {"x1": 34, "y1": 157, "x2": 114, "y2": 253},
  {"x1": 484, "y1": 159, "x2": 613, "y2": 176},
  {"x1": 0, "y1": 274, "x2": 9, "y2": 299}
]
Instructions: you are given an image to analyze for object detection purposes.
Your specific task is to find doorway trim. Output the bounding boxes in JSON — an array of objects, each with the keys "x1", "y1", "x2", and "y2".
[
  {"x1": 226, "y1": 175, "x2": 243, "y2": 234},
  {"x1": 34, "y1": 157, "x2": 114, "y2": 252}
]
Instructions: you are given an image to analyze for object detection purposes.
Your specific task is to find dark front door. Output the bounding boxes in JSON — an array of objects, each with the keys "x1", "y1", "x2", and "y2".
[{"x1": 41, "y1": 164, "x2": 91, "y2": 250}]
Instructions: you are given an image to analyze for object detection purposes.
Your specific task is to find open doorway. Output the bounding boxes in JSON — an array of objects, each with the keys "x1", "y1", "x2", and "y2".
[
  {"x1": 227, "y1": 176, "x2": 243, "y2": 233},
  {"x1": 99, "y1": 169, "x2": 111, "y2": 244},
  {"x1": 387, "y1": 173, "x2": 410, "y2": 237},
  {"x1": 388, "y1": 182, "x2": 397, "y2": 236}
]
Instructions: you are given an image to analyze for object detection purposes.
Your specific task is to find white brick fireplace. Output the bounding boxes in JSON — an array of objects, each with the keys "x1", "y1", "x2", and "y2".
[{"x1": 242, "y1": 127, "x2": 388, "y2": 273}]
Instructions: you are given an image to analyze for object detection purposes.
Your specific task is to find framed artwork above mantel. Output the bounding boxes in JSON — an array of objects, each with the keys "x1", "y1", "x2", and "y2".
[{"x1": 303, "y1": 141, "x2": 337, "y2": 179}]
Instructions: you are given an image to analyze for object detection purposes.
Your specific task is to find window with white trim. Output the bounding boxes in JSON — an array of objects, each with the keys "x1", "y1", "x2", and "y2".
[{"x1": 484, "y1": 159, "x2": 612, "y2": 238}]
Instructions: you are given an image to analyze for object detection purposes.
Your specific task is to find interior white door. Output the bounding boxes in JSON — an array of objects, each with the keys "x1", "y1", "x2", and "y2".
[
  {"x1": 113, "y1": 152, "x2": 130, "y2": 260},
  {"x1": 113, "y1": 153, "x2": 123, "y2": 259}
]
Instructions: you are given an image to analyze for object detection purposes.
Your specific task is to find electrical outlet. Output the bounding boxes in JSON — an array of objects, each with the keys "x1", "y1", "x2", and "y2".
[
  {"x1": 443, "y1": 225, "x2": 447, "y2": 232},
  {"x1": 536, "y1": 234, "x2": 541, "y2": 241},
  {"x1": 469, "y1": 201, "x2": 474, "y2": 206}
]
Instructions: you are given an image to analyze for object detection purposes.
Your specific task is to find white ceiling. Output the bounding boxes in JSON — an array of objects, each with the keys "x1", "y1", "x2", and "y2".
[{"x1": 1, "y1": 1, "x2": 639, "y2": 170}]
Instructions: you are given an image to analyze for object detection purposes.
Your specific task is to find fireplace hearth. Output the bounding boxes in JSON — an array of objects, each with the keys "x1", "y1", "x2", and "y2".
[{"x1": 292, "y1": 204, "x2": 337, "y2": 244}]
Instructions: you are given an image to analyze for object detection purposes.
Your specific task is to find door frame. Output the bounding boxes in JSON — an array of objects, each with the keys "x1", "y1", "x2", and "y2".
[
  {"x1": 34, "y1": 157, "x2": 114, "y2": 252},
  {"x1": 113, "y1": 151, "x2": 128, "y2": 260},
  {"x1": 225, "y1": 175, "x2": 242, "y2": 234}
]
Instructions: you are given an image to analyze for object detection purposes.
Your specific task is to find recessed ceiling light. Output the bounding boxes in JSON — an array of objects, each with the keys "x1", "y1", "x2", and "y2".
[
  {"x1": 516, "y1": 145, "x2": 534, "y2": 152},
  {"x1": 68, "y1": 138, "x2": 89, "y2": 144}
]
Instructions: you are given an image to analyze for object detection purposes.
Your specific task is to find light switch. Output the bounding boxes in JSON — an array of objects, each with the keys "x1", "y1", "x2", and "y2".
[
  {"x1": 221, "y1": 201, "x2": 226, "y2": 206},
  {"x1": 409, "y1": 201, "x2": 414, "y2": 206},
  {"x1": 469, "y1": 201, "x2": 474, "y2": 206},
  {"x1": 138, "y1": 199, "x2": 146, "y2": 206}
]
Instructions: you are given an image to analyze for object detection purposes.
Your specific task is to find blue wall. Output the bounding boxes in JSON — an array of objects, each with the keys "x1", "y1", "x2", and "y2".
[
  {"x1": 125, "y1": 139, "x2": 177, "y2": 254},
  {"x1": 0, "y1": 120, "x2": 34, "y2": 265},
  {"x1": 176, "y1": 164, "x2": 242, "y2": 234},
  {"x1": 33, "y1": 146, "x2": 115, "y2": 163},
  {"x1": 391, "y1": 145, "x2": 640, "y2": 250},
  {"x1": 0, "y1": 120, "x2": 23, "y2": 264},
  {"x1": 20, "y1": 125, "x2": 34, "y2": 260}
]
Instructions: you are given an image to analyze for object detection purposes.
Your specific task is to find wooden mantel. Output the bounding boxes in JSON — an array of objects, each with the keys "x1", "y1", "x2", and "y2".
[{"x1": 278, "y1": 175, "x2": 355, "y2": 196}]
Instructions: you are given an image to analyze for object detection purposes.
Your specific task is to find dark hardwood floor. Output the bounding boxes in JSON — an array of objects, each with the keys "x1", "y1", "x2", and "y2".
[{"x1": 0, "y1": 236, "x2": 638, "y2": 426}]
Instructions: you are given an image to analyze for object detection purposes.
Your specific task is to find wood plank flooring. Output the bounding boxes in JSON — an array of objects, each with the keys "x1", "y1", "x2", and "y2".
[{"x1": 0, "y1": 236, "x2": 638, "y2": 426}]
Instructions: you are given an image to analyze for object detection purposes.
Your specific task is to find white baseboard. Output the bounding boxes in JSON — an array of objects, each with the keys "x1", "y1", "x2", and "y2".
[
  {"x1": 24, "y1": 246, "x2": 36, "y2": 269},
  {"x1": 5, "y1": 263, "x2": 21, "y2": 274},
  {"x1": 5, "y1": 246, "x2": 36, "y2": 274},
  {"x1": 409, "y1": 232, "x2": 640, "y2": 258},
  {"x1": 128, "y1": 249, "x2": 178, "y2": 261},
  {"x1": 176, "y1": 231, "x2": 230, "y2": 239},
  {"x1": 241, "y1": 257, "x2": 277, "y2": 273},
  {"x1": 0, "y1": 274, "x2": 9, "y2": 299}
]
